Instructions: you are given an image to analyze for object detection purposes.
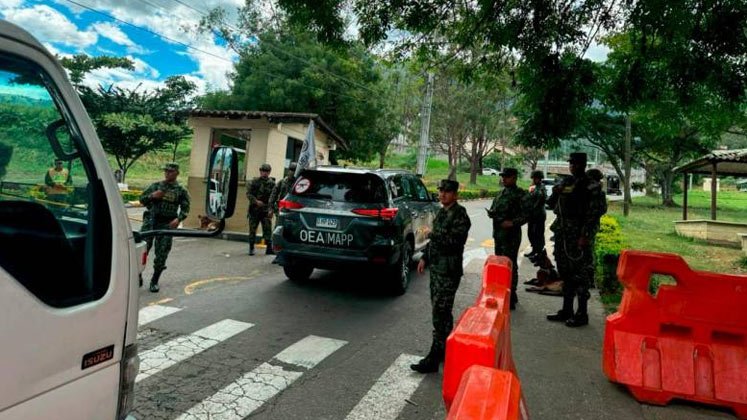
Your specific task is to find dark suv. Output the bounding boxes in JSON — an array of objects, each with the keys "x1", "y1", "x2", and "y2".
[{"x1": 272, "y1": 167, "x2": 439, "y2": 294}]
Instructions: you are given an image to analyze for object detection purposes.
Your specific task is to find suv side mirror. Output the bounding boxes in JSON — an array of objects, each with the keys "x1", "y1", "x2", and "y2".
[{"x1": 206, "y1": 146, "x2": 238, "y2": 220}]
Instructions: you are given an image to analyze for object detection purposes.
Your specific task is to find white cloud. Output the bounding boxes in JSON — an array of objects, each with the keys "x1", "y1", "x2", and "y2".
[
  {"x1": 91, "y1": 22, "x2": 148, "y2": 54},
  {"x1": 129, "y1": 56, "x2": 160, "y2": 79},
  {"x1": 0, "y1": 0, "x2": 24, "y2": 9},
  {"x1": 3, "y1": 5, "x2": 97, "y2": 50},
  {"x1": 584, "y1": 42, "x2": 610, "y2": 62}
]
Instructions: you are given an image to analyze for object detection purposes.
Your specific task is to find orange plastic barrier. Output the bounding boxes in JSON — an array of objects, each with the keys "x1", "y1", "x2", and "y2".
[
  {"x1": 603, "y1": 250, "x2": 747, "y2": 418},
  {"x1": 447, "y1": 366, "x2": 528, "y2": 420},
  {"x1": 443, "y1": 256, "x2": 519, "y2": 411}
]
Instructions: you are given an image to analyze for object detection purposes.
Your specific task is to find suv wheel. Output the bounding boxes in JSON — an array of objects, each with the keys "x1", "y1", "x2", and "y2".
[
  {"x1": 284, "y1": 262, "x2": 313, "y2": 282},
  {"x1": 390, "y1": 242, "x2": 412, "y2": 295}
]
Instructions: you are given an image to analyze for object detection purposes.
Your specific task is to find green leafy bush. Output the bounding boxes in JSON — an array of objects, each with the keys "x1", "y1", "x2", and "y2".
[
  {"x1": 594, "y1": 214, "x2": 626, "y2": 295},
  {"x1": 120, "y1": 190, "x2": 142, "y2": 203},
  {"x1": 428, "y1": 188, "x2": 498, "y2": 200},
  {"x1": 631, "y1": 182, "x2": 645, "y2": 192}
]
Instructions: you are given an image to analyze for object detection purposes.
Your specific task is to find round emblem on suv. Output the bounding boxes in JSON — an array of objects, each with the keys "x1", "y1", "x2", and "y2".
[{"x1": 294, "y1": 178, "x2": 311, "y2": 194}]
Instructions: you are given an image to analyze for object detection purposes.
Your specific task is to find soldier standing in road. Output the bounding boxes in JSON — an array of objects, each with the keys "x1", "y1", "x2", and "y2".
[
  {"x1": 246, "y1": 163, "x2": 275, "y2": 256},
  {"x1": 139, "y1": 163, "x2": 190, "y2": 293},
  {"x1": 525, "y1": 170, "x2": 547, "y2": 259},
  {"x1": 487, "y1": 167, "x2": 527, "y2": 310},
  {"x1": 411, "y1": 179, "x2": 471, "y2": 374},
  {"x1": 546, "y1": 153, "x2": 607, "y2": 327},
  {"x1": 269, "y1": 162, "x2": 298, "y2": 215}
]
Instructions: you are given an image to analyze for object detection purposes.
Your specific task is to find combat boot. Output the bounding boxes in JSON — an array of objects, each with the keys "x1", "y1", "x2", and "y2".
[
  {"x1": 149, "y1": 270, "x2": 162, "y2": 293},
  {"x1": 410, "y1": 344, "x2": 443, "y2": 374},
  {"x1": 248, "y1": 241, "x2": 255, "y2": 256},
  {"x1": 566, "y1": 290, "x2": 590, "y2": 327},
  {"x1": 547, "y1": 291, "x2": 574, "y2": 321},
  {"x1": 265, "y1": 241, "x2": 275, "y2": 255}
]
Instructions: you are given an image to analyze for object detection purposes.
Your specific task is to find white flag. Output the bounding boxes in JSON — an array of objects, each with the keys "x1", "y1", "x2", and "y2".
[{"x1": 295, "y1": 119, "x2": 317, "y2": 177}]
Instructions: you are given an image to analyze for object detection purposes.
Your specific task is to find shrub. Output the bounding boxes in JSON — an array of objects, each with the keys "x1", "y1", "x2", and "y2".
[
  {"x1": 594, "y1": 214, "x2": 626, "y2": 295},
  {"x1": 120, "y1": 190, "x2": 143, "y2": 203},
  {"x1": 631, "y1": 182, "x2": 645, "y2": 192}
]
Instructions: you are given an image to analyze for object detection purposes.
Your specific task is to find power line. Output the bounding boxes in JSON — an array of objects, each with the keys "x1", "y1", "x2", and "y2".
[{"x1": 59, "y1": 0, "x2": 371, "y2": 102}]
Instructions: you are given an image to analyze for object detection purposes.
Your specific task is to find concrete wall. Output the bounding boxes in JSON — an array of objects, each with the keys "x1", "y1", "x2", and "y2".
[
  {"x1": 183, "y1": 117, "x2": 335, "y2": 235},
  {"x1": 674, "y1": 220, "x2": 747, "y2": 246}
]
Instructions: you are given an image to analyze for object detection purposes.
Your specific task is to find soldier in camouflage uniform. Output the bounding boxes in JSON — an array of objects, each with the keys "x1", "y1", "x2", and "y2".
[
  {"x1": 139, "y1": 162, "x2": 190, "y2": 292},
  {"x1": 411, "y1": 179, "x2": 472, "y2": 374},
  {"x1": 269, "y1": 162, "x2": 298, "y2": 214},
  {"x1": 546, "y1": 153, "x2": 607, "y2": 327},
  {"x1": 487, "y1": 167, "x2": 527, "y2": 310},
  {"x1": 246, "y1": 163, "x2": 275, "y2": 255},
  {"x1": 525, "y1": 170, "x2": 548, "y2": 258}
]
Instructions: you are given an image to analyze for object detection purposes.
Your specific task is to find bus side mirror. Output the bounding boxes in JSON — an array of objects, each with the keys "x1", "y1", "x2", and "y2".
[{"x1": 206, "y1": 146, "x2": 238, "y2": 220}]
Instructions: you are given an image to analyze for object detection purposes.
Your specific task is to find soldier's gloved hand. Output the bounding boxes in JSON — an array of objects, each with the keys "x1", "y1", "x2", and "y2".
[
  {"x1": 500, "y1": 220, "x2": 514, "y2": 229},
  {"x1": 417, "y1": 259, "x2": 426, "y2": 274},
  {"x1": 168, "y1": 218, "x2": 179, "y2": 229},
  {"x1": 151, "y1": 190, "x2": 165, "y2": 200},
  {"x1": 577, "y1": 236, "x2": 590, "y2": 248}
]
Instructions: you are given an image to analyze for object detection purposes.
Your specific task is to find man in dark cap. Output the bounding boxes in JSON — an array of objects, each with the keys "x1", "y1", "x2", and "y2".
[
  {"x1": 487, "y1": 167, "x2": 527, "y2": 309},
  {"x1": 140, "y1": 162, "x2": 191, "y2": 292},
  {"x1": 525, "y1": 170, "x2": 547, "y2": 258},
  {"x1": 269, "y1": 162, "x2": 298, "y2": 216},
  {"x1": 411, "y1": 179, "x2": 472, "y2": 373},
  {"x1": 546, "y1": 153, "x2": 607, "y2": 327},
  {"x1": 246, "y1": 163, "x2": 275, "y2": 255}
]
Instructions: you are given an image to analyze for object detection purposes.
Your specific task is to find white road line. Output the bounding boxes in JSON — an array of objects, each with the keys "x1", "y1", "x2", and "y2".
[
  {"x1": 463, "y1": 247, "x2": 488, "y2": 268},
  {"x1": 138, "y1": 305, "x2": 182, "y2": 326},
  {"x1": 177, "y1": 335, "x2": 346, "y2": 420},
  {"x1": 345, "y1": 354, "x2": 425, "y2": 420},
  {"x1": 136, "y1": 319, "x2": 252, "y2": 383}
]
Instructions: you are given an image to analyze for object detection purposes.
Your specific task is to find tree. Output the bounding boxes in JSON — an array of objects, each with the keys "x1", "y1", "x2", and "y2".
[
  {"x1": 59, "y1": 55, "x2": 134, "y2": 85},
  {"x1": 198, "y1": 10, "x2": 400, "y2": 162}
]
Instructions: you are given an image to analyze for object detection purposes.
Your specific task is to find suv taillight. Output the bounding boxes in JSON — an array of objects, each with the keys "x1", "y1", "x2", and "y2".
[
  {"x1": 117, "y1": 343, "x2": 139, "y2": 420},
  {"x1": 352, "y1": 208, "x2": 398, "y2": 221},
  {"x1": 279, "y1": 199, "x2": 304, "y2": 210}
]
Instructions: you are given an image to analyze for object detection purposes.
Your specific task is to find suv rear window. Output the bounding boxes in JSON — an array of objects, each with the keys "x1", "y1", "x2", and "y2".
[{"x1": 292, "y1": 171, "x2": 387, "y2": 203}]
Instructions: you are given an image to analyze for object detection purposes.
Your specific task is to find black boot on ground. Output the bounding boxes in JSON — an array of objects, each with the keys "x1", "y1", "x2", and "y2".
[
  {"x1": 548, "y1": 288, "x2": 575, "y2": 321},
  {"x1": 149, "y1": 271, "x2": 162, "y2": 293},
  {"x1": 410, "y1": 345, "x2": 443, "y2": 374},
  {"x1": 248, "y1": 243, "x2": 255, "y2": 256},
  {"x1": 565, "y1": 313, "x2": 589, "y2": 327},
  {"x1": 265, "y1": 241, "x2": 275, "y2": 255},
  {"x1": 510, "y1": 293, "x2": 518, "y2": 310}
]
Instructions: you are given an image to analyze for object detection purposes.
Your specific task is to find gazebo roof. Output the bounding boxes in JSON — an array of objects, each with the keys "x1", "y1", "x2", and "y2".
[{"x1": 674, "y1": 149, "x2": 747, "y2": 176}]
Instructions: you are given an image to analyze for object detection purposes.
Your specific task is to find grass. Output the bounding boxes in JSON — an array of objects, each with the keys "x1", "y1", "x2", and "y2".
[{"x1": 608, "y1": 190, "x2": 747, "y2": 274}]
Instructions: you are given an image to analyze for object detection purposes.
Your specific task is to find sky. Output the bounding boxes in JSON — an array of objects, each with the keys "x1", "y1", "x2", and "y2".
[
  {"x1": 0, "y1": 0, "x2": 243, "y2": 93},
  {"x1": 0, "y1": 1, "x2": 610, "y2": 95}
]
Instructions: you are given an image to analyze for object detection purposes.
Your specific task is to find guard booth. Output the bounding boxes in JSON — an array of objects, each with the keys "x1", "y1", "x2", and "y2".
[{"x1": 183, "y1": 110, "x2": 347, "y2": 234}]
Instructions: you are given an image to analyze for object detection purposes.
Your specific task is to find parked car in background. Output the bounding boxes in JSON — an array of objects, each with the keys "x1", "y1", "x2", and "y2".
[
  {"x1": 272, "y1": 167, "x2": 439, "y2": 295},
  {"x1": 482, "y1": 167, "x2": 499, "y2": 176}
]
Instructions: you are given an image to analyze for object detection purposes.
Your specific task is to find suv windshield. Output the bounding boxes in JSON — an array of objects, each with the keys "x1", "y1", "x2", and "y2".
[{"x1": 293, "y1": 171, "x2": 387, "y2": 203}]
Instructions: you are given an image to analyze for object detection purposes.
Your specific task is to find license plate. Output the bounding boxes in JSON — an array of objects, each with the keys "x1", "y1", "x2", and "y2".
[{"x1": 316, "y1": 216, "x2": 338, "y2": 229}]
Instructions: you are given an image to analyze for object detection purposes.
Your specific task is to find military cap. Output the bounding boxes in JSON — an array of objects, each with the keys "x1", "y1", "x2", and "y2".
[
  {"x1": 260, "y1": 163, "x2": 272, "y2": 171},
  {"x1": 288, "y1": 162, "x2": 298, "y2": 171},
  {"x1": 568, "y1": 152, "x2": 587, "y2": 164},
  {"x1": 437, "y1": 179, "x2": 459, "y2": 192},
  {"x1": 162, "y1": 162, "x2": 179, "y2": 171},
  {"x1": 499, "y1": 167, "x2": 519, "y2": 177},
  {"x1": 530, "y1": 170, "x2": 544, "y2": 179},
  {"x1": 54, "y1": 159, "x2": 63, "y2": 164}
]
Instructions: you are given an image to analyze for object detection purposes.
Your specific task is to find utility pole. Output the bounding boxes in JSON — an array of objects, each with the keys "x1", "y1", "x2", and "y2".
[
  {"x1": 416, "y1": 73, "x2": 434, "y2": 177},
  {"x1": 623, "y1": 114, "x2": 632, "y2": 217}
]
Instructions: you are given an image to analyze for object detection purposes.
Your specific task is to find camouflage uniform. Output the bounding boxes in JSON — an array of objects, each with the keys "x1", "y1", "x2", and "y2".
[
  {"x1": 420, "y1": 199, "x2": 471, "y2": 364},
  {"x1": 526, "y1": 176, "x2": 548, "y2": 255},
  {"x1": 269, "y1": 164, "x2": 297, "y2": 214},
  {"x1": 488, "y1": 183, "x2": 527, "y2": 306},
  {"x1": 140, "y1": 177, "x2": 190, "y2": 289},
  {"x1": 546, "y1": 168, "x2": 607, "y2": 326},
  {"x1": 246, "y1": 170, "x2": 275, "y2": 254}
]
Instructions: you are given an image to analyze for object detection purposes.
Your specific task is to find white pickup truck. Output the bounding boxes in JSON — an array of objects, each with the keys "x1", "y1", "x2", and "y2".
[{"x1": 0, "y1": 21, "x2": 238, "y2": 419}]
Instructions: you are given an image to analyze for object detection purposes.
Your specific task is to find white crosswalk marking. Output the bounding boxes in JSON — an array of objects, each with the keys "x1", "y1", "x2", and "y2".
[
  {"x1": 176, "y1": 335, "x2": 347, "y2": 420},
  {"x1": 136, "y1": 319, "x2": 253, "y2": 383},
  {"x1": 138, "y1": 305, "x2": 182, "y2": 326},
  {"x1": 345, "y1": 354, "x2": 425, "y2": 420}
]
